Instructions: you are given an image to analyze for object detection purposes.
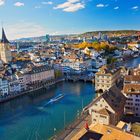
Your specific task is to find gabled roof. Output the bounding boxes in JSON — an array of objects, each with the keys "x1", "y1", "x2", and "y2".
[
  {"x1": 87, "y1": 85, "x2": 126, "y2": 113},
  {"x1": 1, "y1": 28, "x2": 10, "y2": 44},
  {"x1": 102, "y1": 86, "x2": 126, "y2": 113}
]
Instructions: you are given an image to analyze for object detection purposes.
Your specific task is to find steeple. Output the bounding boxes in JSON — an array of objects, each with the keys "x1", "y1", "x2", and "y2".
[{"x1": 1, "y1": 28, "x2": 10, "y2": 44}]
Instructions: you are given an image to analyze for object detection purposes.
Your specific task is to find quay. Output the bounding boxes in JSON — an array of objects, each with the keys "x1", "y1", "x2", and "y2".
[
  {"x1": 0, "y1": 75, "x2": 94, "y2": 104},
  {"x1": 0, "y1": 78, "x2": 65, "y2": 104},
  {"x1": 0, "y1": 74, "x2": 94, "y2": 104},
  {"x1": 50, "y1": 111, "x2": 91, "y2": 140}
]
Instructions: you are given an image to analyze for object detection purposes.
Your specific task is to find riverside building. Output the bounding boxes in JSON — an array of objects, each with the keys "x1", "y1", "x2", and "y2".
[
  {"x1": 95, "y1": 65, "x2": 121, "y2": 92},
  {"x1": 123, "y1": 64, "x2": 140, "y2": 117}
]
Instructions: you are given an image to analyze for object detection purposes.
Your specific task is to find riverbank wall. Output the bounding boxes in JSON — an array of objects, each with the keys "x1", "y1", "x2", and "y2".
[{"x1": 0, "y1": 78, "x2": 65, "y2": 104}]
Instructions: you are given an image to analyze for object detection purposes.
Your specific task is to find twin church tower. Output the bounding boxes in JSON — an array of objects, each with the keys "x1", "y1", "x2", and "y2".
[{"x1": 0, "y1": 28, "x2": 12, "y2": 63}]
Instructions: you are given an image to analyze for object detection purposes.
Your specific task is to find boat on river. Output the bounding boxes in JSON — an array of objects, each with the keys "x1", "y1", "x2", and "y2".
[{"x1": 44, "y1": 94, "x2": 64, "y2": 106}]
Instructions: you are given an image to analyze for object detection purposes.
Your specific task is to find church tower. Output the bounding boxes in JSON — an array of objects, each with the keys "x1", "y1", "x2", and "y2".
[{"x1": 0, "y1": 28, "x2": 12, "y2": 63}]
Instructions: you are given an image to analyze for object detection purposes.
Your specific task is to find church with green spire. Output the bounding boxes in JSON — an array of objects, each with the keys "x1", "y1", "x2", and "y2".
[{"x1": 0, "y1": 28, "x2": 12, "y2": 63}]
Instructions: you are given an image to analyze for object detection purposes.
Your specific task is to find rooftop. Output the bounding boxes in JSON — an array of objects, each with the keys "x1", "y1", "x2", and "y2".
[
  {"x1": 125, "y1": 75, "x2": 140, "y2": 82},
  {"x1": 123, "y1": 84, "x2": 140, "y2": 95},
  {"x1": 72, "y1": 123, "x2": 138, "y2": 140},
  {"x1": 96, "y1": 65, "x2": 120, "y2": 75},
  {"x1": 87, "y1": 85, "x2": 126, "y2": 113}
]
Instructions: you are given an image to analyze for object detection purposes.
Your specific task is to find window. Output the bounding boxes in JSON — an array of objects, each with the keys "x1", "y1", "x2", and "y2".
[
  {"x1": 136, "y1": 113, "x2": 138, "y2": 116},
  {"x1": 125, "y1": 107, "x2": 130, "y2": 109},
  {"x1": 100, "y1": 115, "x2": 107, "y2": 119},
  {"x1": 136, "y1": 108, "x2": 138, "y2": 111},
  {"x1": 135, "y1": 99, "x2": 140, "y2": 102},
  {"x1": 95, "y1": 104, "x2": 97, "y2": 106}
]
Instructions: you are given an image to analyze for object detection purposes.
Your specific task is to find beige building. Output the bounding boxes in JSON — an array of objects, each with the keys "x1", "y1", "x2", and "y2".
[
  {"x1": 29, "y1": 65, "x2": 55, "y2": 83},
  {"x1": 95, "y1": 65, "x2": 121, "y2": 92},
  {"x1": 87, "y1": 86, "x2": 126, "y2": 125},
  {"x1": 123, "y1": 65, "x2": 140, "y2": 117},
  {"x1": 0, "y1": 28, "x2": 12, "y2": 63}
]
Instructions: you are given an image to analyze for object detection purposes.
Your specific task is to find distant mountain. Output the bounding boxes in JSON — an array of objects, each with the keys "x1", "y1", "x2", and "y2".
[
  {"x1": 13, "y1": 34, "x2": 77, "y2": 42},
  {"x1": 82, "y1": 30, "x2": 140, "y2": 37},
  {"x1": 13, "y1": 36, "x2": 46, "y2": 42},
  {"x1": 12, "y1": 30, "x2": 140, "y2": 42}
]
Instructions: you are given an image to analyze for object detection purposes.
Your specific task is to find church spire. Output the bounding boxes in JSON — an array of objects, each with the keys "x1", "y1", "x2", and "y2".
[{"x1": 1, "y1": 27, "x2": 10, "y2": 44}]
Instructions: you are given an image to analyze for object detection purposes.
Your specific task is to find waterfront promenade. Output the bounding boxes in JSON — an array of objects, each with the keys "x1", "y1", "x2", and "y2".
[
  {"x1": 52, "y1": 112, "x2": 91, "y2": 140},
  {"x1": 0, "y1": 78, "x2": 64, "y2": 104}
]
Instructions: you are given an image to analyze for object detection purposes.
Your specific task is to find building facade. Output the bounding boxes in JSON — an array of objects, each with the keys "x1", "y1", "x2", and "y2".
[
  {"x1": 29, "y1": 65, "x2": 55, "y2": 83},
  {"x1": 0, "y1": 78, "x2": 9, "y2": 96},
  {"x1": 87, "y1": 86, "x2": 126, "y2": 125},
  {"x1": 95, "y1": 65, "x2": 121, "y2": 92},
  {"x1": 123, "y1": 65, "x2": 140, "y2": 117}
]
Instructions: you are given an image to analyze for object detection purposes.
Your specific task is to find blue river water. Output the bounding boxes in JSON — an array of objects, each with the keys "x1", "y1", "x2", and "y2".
[
  {"x1": 0, "y1": 57, "x2": 140, "y2": 140},
  {"x1": 124, "y1": 57, "x2": 140, "y2": 68},
  {"x1": 0, "y1": 82, "x2": 95, "y2": 140}
]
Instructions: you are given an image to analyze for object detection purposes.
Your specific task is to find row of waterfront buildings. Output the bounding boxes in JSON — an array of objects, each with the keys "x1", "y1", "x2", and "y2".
[
  {"x1": 71, "y1": 64, "x2": 140, "y2": 140},
  {"x1": 0, "y1": 65, "x2": 55, "y2": 96}
]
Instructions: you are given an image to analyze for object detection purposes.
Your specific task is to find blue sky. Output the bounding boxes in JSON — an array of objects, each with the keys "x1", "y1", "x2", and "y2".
[{"x1": 0, "y1": 0, "x2": 140, "y2": 39}]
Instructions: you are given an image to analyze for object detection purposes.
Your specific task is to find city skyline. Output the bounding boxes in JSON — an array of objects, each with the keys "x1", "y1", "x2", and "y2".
[{"x1": 0, "y1": 0, "x2": 140, "y2": 39}]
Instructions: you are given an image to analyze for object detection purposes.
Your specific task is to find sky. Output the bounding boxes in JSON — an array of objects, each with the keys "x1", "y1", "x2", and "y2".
[{"x1": 0, "y1": 0, "x2": 140, "y2": 39}]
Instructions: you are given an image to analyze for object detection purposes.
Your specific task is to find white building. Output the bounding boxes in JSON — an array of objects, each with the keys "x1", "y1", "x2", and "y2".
[
  {"x1": 9, "y1": 79, "x2": 22, "y2": 94},
  {"x1": 15, "y1": 73, "x2": 31, "y2": 91},
  {"x1": 0, "y1": 78, "x2": 9, "y2": 96},
  {"x1": 127, "y1": 42, "x2": 140, "y2": 49},
  {"x1": 61, "y1": 59, "x2": 92, "y2": 74}
]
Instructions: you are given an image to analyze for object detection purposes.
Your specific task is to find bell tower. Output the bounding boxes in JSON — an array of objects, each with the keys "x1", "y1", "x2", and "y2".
[{"x1": 0, "y1": 28, "x2": 12, "y2": 63}]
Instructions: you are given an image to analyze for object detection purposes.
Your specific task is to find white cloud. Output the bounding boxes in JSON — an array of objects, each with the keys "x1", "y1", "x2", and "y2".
[
  {"x1": 0, "y1": 0, "x2": 4, "y2": 6},
  {"x1": 114, "y1": 6, "x2": 119, "y2": 10},
  {"x1": 53, "y1": 0, "x2": 85, "y2": 12},
  {"x1": 132, "y1": 6, "x2": 139, "y2": 10},
  {"x1": 96, "y1": 4, "x2": 104, "y2": 8},
  {"x1": 14, "y1": 2, "x2": 24, "y2": 7},
  {"x1": 35, "y1": 6, "x2": 41, "y2": 9},
  {"x1": 5, "y1": 22, "x2": 47, "y2": 40},
  {"x1": 63, "y1": 3, "x2": 84, "y2": 12},
  {"x1": 96, "y1": 3, "x2": 109, "y2": 8},
  {"x1": 42, "y1": 1, "x2": 53, "y2": 5}
]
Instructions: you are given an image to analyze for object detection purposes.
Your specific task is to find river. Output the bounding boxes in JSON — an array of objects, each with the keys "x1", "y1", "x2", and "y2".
[
  {"x1": 0, "y1": 57, "x2": 140, "y2": 140},
  {"x1": 124, "y1": 57, "x2": 140, "y2": 68},
  {"x1": 0, "y1": 81, "x2": 95, "y2": 140}
]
